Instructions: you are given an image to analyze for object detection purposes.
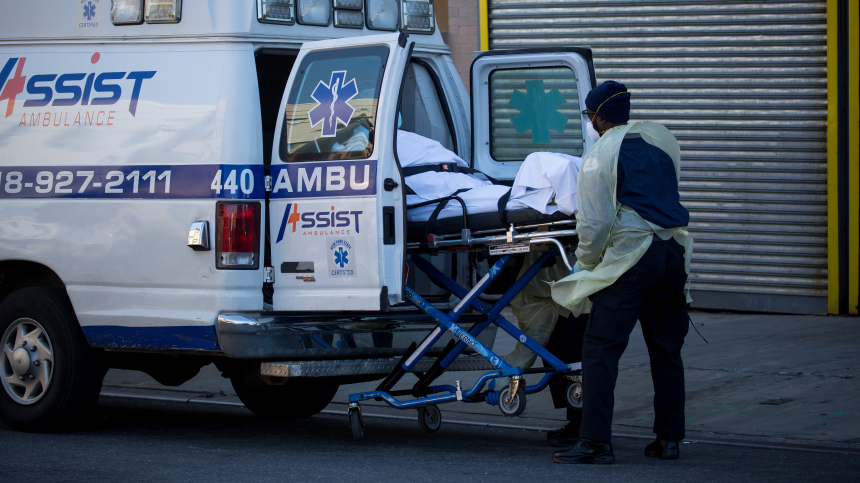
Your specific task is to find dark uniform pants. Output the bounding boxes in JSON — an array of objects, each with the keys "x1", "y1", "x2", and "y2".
[
  {"x1": 545, "y1": 312, "x2": 588, "y2": 424},
  {"x1": 579, "y1": 236, "x2": 689, "y2": 443}
]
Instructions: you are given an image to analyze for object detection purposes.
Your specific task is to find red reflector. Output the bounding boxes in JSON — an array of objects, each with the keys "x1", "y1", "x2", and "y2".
[
  {"x1": 426, "y1": 234, "x2": 435, "y2": 243},
  {"x1": 216, "y1": 202, "x2": 260, "y2": 269}
]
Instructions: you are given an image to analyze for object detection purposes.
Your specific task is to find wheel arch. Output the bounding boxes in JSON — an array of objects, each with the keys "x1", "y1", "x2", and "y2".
[{"x1": 0, "y1": 260, "x2": 69, "y2": 307}]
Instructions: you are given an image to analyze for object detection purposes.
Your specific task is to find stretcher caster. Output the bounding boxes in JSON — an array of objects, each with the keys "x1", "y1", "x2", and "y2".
[
  {"x1": 417, "y1": 405, "x2": 442, "y2": 433},
  {"x1": 348, "y1": 405, "x2": 364, "y2": 441},
  {"x1": 565, "y1": 379, "x2": 583, "y2": 409},
  {"x1": 498, "y1": 386, "x2": 526, "y2": 417}
]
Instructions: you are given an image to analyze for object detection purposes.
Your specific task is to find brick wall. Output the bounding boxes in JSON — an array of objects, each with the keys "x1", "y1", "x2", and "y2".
[{"x1": 442, "y1": 0, "x2": 478, "y2": 95}]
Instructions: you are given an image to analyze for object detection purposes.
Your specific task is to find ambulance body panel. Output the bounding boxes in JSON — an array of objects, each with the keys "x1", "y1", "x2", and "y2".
[
  {"x1": 0, "y1": 1, "x2": 591, "y2": 429},
  {"x1": 0, "y1": 42, "x2": 265, "y2": 350}
]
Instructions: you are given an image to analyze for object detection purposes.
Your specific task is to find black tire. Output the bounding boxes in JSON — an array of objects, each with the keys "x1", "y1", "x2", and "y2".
[
  {"x1": 498, "y1": 386, "x2": 527, "y2": 417},
  {"x1": 349, "y1": 406, "x2": 364, "y2": 441},
  {"x1": 0, "y1": 288, "x2": 104, "y2": 432},
  {"x1": 565, "y1": 380, "x2": 583, "y2": 409},
  {"x1": 230, "y1": 376, "x2": 338, "y2": 419},
  {"x1": 417, "y1": 404, "x2": 442, "y2": 433}
]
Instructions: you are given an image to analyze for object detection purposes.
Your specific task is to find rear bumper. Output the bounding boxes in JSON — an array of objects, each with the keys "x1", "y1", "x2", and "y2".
[{"x1": 216, "y1": 310, "x2": 498, "y2": 360}]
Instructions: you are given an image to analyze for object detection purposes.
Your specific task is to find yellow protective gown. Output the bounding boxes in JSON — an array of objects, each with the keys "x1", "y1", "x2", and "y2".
[
  {"x1": 504, "y1": 251, "x2": 572, "y2": 371},
  {"x1": 550, "y1": 121, "x2": 694, "y2": 316}
]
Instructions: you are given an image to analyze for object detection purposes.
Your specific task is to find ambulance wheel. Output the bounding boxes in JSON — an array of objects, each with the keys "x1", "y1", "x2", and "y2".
[
  {"x1": 498, "y1": 386, "x2": 526, "y2": 417},
  {"x1": 349, "y1": 406, "x2": 364, "y2": 441},
  {"x1": 565, "y1": 380, "x2": 583, "y2": 409},
  {"x1": 0, "y1": 288, "x2": 105, "y2": 432},
  {"x1": 417, "y1": 404, "x2": 442, "y2": 433},
  {"x1": 230, "y1": 377, "x2": 338, "y2": 419}
]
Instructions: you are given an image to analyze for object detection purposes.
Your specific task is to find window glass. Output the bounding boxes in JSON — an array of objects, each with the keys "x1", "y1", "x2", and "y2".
[
  {"x1": 399, "y1": 62, "x2": 455, "y2": 152},
  {"x1": 489, "y1": 66, "x2": 582, "y2": 161},
  {"x1": 280, "y1": 45, "x2": 389, "y2": 162}
]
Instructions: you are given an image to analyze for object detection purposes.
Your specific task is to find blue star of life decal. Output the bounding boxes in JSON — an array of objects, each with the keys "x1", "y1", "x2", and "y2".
[
  {"x1": 83, "y1": 2, "x2": 97, "y2": 21},
  {"x1": 308, "y1": 71, "x2": 359, "y2": 138},
  {"x1": 508, "y1": 79, "x2": 568, "y2": 144},
  {"x1": 334, "y1": 246, "x2": 349, "y2": 268}
]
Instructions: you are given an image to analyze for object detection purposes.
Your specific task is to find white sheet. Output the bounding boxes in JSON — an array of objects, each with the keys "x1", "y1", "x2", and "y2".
[
  {"x1": 397, "y1": 131, "x2": 490, "y2": 200},
  {"x1": 399, "y1": 131, "x2": 581, "y2": 223},
  {"x1": 510, "y1": 152, "x2": 582, "y2": 216}
]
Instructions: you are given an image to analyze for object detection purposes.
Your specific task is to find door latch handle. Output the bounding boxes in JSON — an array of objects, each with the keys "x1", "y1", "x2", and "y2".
[
  {"x1": 384, "y1": 178, "x2": 399, "y2": 191},
  {"x1": 187, "y1": 221, "x2": 210, "y2": 251}
]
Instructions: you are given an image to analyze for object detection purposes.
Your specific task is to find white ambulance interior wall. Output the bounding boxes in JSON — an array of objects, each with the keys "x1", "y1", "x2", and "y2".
[
  {"x1": 399, "y1": 57, "x2": 468, "y2": 302},
  {"x1": 0, "y1": 44, "x2": 265, "y2": 334}
]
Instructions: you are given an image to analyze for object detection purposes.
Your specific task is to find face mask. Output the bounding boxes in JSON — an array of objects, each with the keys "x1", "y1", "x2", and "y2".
[{"x1": 586, "y1": 121, "x2": 601, "y2": 142}]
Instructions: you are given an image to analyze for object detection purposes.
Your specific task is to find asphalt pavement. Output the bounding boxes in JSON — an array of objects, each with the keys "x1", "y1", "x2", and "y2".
[
  {"x1": 1, "y1": 309, "x2": 858, "y2": 481},
  {"x1": 101, "y1": 309, "x2": 860, "y2": 449},
  {"x1": 1, "y1": 396, "x2": 857, "y2": 482}
]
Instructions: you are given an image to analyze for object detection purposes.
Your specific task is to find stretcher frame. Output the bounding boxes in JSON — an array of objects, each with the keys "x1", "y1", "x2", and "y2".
[{"x1": 347, "y1": 222, "x2": 582, "y2": 440}]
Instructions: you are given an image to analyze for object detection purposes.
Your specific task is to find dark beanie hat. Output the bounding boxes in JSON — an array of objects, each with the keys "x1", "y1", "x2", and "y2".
[{"x1": 585, "y1": 81, "x2": 631, "y2": 123}]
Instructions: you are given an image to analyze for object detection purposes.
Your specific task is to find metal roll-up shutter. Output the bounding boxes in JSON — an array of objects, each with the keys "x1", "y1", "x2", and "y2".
[{"x1": 487, "y1": 0, "x2": 828, "y2": 314}]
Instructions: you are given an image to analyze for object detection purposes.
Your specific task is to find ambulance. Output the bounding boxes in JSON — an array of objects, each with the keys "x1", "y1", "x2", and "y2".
[{"x1": 0, "y1": 0, "x2": 596, "y2": 430}]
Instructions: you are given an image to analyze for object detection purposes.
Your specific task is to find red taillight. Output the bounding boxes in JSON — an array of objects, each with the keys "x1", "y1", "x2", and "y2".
[{"x1": 216, "y1": 202, "x2": 260, "y2": 269}]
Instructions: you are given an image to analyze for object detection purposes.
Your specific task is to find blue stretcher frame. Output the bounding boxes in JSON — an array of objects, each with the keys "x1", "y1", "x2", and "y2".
[{"x1": 347, "y1": 250, "x2": 574, "y2": 410}]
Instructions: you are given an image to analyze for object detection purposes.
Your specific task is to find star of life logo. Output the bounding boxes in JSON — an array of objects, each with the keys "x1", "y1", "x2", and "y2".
[
  {"x1": 328, "y1": 238, "x2": 355, "y2": 276},
  {"x1": 334, "y1": 246, "x2": 349, "y2": 268},
  {"x1": 79, "y1": 0, "x2": 100, "y2": 29},
  {"x1": 308, "y1": 71, "x2": 358, "y2": 137}
]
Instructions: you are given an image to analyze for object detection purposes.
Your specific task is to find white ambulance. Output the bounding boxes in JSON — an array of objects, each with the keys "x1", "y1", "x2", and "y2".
[{"x1": 0, "y1": 0, "x2": 596, "y2": 430}]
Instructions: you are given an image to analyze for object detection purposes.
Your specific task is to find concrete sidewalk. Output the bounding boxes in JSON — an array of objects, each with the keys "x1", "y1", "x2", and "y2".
[{"x1": 103, "y1": 310, "x2": 860, "y2": 448}]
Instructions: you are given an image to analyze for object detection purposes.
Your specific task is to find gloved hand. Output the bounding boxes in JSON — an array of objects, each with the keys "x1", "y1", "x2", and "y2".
[{"x1": 571, "y1": 260, "x2": 594, "y2": 275}]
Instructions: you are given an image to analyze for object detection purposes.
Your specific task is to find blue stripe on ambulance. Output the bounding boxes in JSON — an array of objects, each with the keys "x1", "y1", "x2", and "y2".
[
  {"x1": 81, "y1": 325, "x2": 220, "y2": 351},
  {"x1": 268, "y1": 160, "x2": 376, "y2": 199},
  {"x1": 0, "y1": 164, "x2": 264, "y2": 199}
]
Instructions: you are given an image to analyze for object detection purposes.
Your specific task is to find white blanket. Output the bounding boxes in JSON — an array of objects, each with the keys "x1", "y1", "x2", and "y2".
[
  {"x1": 397, "y1": 131, "x2": 581, "y2": 223},
  {"x1": 510, "y1": 152, "x2": 582, "y2": 216}
]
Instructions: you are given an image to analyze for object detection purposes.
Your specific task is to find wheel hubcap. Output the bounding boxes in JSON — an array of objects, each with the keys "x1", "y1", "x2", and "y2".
[
  {"x1": 2, "y1": 318, "x2": 54, "y2": 405},
  {"x1": 11, "y1": 348, "x2": 30, "y2": 376}
]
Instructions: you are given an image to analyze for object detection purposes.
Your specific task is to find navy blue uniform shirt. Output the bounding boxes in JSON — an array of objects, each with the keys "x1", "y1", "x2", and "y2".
[{"x1": 616, "y1": 133, "x2": 689, "y2": 229}]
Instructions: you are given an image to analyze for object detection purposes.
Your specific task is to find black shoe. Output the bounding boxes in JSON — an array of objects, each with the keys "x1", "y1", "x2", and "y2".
[
  {"x1": 546, "y1": 422, "x2": 580, "y2": 447},
  {"x1": 644, "y1": 438, "x2": 680, "y2": 460},
  {"x1": 552, "y1": 439, "x2": 615, "y2": 465}
]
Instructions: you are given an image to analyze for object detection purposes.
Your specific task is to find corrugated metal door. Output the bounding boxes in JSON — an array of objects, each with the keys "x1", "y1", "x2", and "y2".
[{"x1": 487, "y1": 0, "x2": 828, "y2": 314}]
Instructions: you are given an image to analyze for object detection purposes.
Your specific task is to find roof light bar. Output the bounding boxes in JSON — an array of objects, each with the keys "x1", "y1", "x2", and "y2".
[
  {"x1": 366, "y1": 0, "x2": 399, "y2": 31},
  {"x1": 333, "y1": 0, "x2": 363, "y2": 10},
  {"x1": 258, "y1": 0, "x2": 296, "y2": 24},
  {"x1": 297, "y1": 0, "x2": 331, "y2": 26},
  {"x1": 334, "y1": 9, "x2": 364, "y2": 29},
  {"x1": 400, "y1": 0, "x2": 435, "y2": 34},
  {"x1": 111, "y1": 0, "x2": 143, "y2": 25},
  {"x1": 144, "y1": 0, "x2": 181, "y2": 24}
]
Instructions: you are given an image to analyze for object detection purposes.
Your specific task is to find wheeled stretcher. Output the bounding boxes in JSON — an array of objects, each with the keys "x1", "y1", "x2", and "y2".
[{"x1": 346, "y1": 205, "x2": 583, "y2": 440}]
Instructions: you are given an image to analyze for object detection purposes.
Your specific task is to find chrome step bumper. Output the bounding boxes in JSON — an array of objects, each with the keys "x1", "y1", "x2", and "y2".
[
  {"x1": 216, "y1": 310, "x2": 498, "y2": 360},
  {"x1": 260, "y1": 354, "x2": 497, "y2": 378}
]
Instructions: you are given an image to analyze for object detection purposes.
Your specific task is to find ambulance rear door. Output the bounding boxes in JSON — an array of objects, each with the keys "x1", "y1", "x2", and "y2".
[
  {"x1": 269, "y1": 33, "x2": 411, "y2": 312},
  {"x1": 470, "y1": 48, "x2": 598, "y2": 180}
]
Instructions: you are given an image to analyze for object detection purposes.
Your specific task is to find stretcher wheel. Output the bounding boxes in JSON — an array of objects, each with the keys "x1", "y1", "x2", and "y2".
[
  {"x1": 417, "y1": 405, "x2": 442, "y2": 433},
  {"x1": 349, "y1": 406, "x2": 364, "y2": 441},
  {"x1": 565, "y1": 380, "x2": 583, "y2": 409},
  {"x1": 498, "y1": 386, "x2": 526, "y2": 417}
]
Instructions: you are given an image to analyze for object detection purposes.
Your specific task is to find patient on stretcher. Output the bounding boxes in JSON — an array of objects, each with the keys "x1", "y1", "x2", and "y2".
[{"x1": 397, "y1": 130, "x2": 582, "y2": 223}]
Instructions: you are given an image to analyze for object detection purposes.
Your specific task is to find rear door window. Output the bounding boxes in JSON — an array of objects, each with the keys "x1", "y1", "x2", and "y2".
[
  {"x1": 489, "y1": 66, "x2": 583, "y2": 161},
  {"x1": 280, "y1": 45, "x2": 389, "y2": 163}
]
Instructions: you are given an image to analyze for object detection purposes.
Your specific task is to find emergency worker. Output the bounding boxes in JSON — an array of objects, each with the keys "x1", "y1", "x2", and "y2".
[
  {"x1": 500, "y1": 253, "x2": 586, "y2": 447},
  {"x1": 549, "y1": 81, "x2": 694, "y2": 465}
]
